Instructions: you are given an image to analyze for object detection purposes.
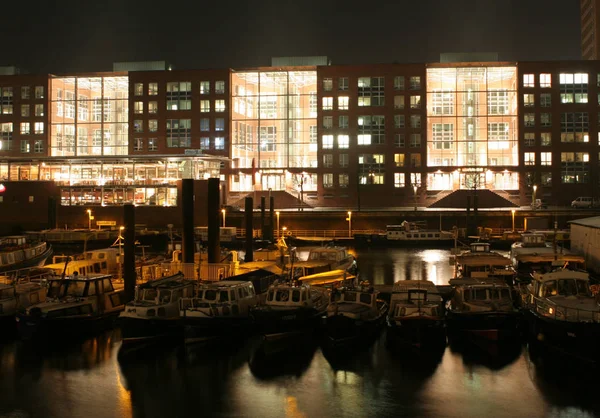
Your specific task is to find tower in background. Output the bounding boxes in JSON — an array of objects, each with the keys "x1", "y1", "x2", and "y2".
[{"x1": 582, "y1": 0, "x2": 600, "y2": 59}]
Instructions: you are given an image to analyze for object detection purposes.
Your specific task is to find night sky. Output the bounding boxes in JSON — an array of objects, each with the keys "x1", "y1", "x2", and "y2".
[{"x1": 2, "y1": 0, "x2": 581, "y2": 74}]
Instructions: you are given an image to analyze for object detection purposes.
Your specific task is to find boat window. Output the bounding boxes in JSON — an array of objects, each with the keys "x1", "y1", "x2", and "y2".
[
  {"x1": 408, "y1": 290, "x2": 426, "y2": 301},
  {"x1": 103, "y1": 279, "x2": 114, "y2": 292},
  {"x1": 230, "y1": 290, "x2": 237, "y2": 301},
  {"x1": 292, "y1": 289, "x2": 301, "y2": 302},
  {"x1": 87, "y1": 282, "x2": 97, "y2": 296},
  {"x1": 143, "y1": 289, "x2": 158, "y2": 301},
  {"x1": 47, "y1": 309, "x2": 66, "y2": 318},
  {"x1": 81, "y1": 304, "x2": 92, "y2": 314},
  {"x1": 204, "y1": 290, "x2": 217, "y2": 301},
  {"x1": 158, "y1": 290, "x2": 171, "y2": 303},
  {"x1": 421, "y1": 234, "x2": 426, "y2": 238},
  {"x1": 267, "y1": 290, "x2": 274, "y2": 301},
  {"x1": 576, "y1": 280, "x2": 592, "y2": 297},
  {"x1": 180, "y1": 299, "x2": 192, "y2": 310},
  {"x1": 303, "y1": 289, "x2": 309, "y2": 301},
  {"x1": 427, "y1": 234, "x2": 433, "y2": 238},
  {"x1": 219, "y1": 291, "x2": 229, "y2": 302},
  {"x1": 558, "y1": 279, "x2": 578, "y2": 296},
  {"x1": 541, "y1": 280, "x2": 557, "y2": 297},
  {"x1": 172, "y1": 289, "x2": 182, "y2": 301},
  {"x1": 238, "y1": 288, "x2": 244, "y2": 299},
  {"x1": 147, "y1": 309, "x2": 156, "y2": 317},
  {"x1": 407, "y1": 234, "x2": 412, "y2": 238},
  {"x1": 66, "y1": 281, "x2": 86, "y2": 297},
  {"x1": 474, "y1": 289, "x2": 487, "y2": 300},
  {"x1": 248, "y1": 285, "x2": 255, "y2": 297},
  {"x1": 275, "y1": 290, "x2": 290, "y2": 302},
  {"x1": 344, "y1": 291, "x2": 357, "y2": 302},
  {"x1": 360, "y1": 293, "x2": 372, "y2": 304},
  {"x1": 93, "y1": 263, "x2": 101, "y2": 273}
]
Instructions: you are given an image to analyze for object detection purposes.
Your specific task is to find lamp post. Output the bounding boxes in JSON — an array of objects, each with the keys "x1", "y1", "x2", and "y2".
[
  {"x1": 511, "y1": 209, "x2": 516, "y2": 232},
  {"x1": 221, "y1": 208, "x2": 226, "y2": 227},
  {"x1": 532, "y1": 184, "x2": 538, "y2": 211},
  {"x1": 119, "y1": 226, "x2": 124, "y2": 277},
  {"x1": 276, "y1": 211, "x2": 280, "y2": 239},
  {"x1": 282, "y1": 226, "x2": 287, "y2": 238},
  {"x1": 346, "y1": 211, "x2": 352, "y2": 238},
  {"x1": 413, "y1": 185, "x2": 418, "y2": 211},
  {"x1": 86, "y1": 209, "x2": 93, "y2": 230}
]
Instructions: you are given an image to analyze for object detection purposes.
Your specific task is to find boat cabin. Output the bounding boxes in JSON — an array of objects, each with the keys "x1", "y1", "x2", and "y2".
[
  {"x1": 531, "y1": 270, "x2": 592, "y2": 299},
  {"x1": 389, "y1": 280, "x2": 443, "y2": 318},
  {"x1": 331, "y1": 288, "x2": 377, "y2": 308},
  {"x1": 520, "y1": 233, "x2": 547, "y2": 248},
  {"x1": 266, "y1": 284, "x2": 314, "y2": 307},
  {"x1": 180, "y1": 280, "x2": 257, "y2": 317},
  {"x1": 306, "y1": 246, "x2": 355, "y2": 271},
  {"x1": 47, "y1": 275, "x2": 116, "y2": 299},
  {"x1": 454, "y1": 243, "x2": 515, "y2": 281}
]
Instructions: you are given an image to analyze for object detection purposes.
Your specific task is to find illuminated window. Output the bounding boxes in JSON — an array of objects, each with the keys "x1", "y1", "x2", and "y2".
[
  {"x1": 488, "y1": 89, "x2": 508, "y2": 114},
  {"x1": 410, "y1": 95, "x2": 421, "y2": 109},
  {"x1": 20, "y1": 140, "x2": 30, "y2": 153},
  {"x1": 200, "y1": 118, "x2": 210, "y2": 132},
  {"x1": 560, "y1": 112, "x2": 588, "y2": 142},
  {"x1": 541, "y1": 132, "x2": 551, "y2": 146},
  {"x1": 323, "y1": 154, "x2": 333, "y2": 168},
  {"x1": 523, "y1": 94, "x2": 534, "y2": 107},
  {"x1": 215, "y1": 137, "x2": 225, "y2": 150},
  {"x1": 540, "y1": 74, "x2": 551, "y2": 88},
  {"x1": 20, "y1": 122, "x2": 30, "y2": 135},
  {"x1": 394, "y1": 134, "x2": 405, "y2": 147},
  {"x1": 394, "y1": 95, "x2": 405, "y2": 110},
  {"x1": 394, "y1": 173, "x2": 405, "y2": 187},
  {"x1": 34, "y1": 122, "x2": 44, "y2": 135},
  {"x1": 540, "y1": 93, "x2": 551, "y2": 107},
  {"x1": 524, "y1": 133, "x2": 535, "y2": 147},
  {"x1": 215, "y1": 81, "x2": 225, "y2": 94},
  {"x1": 166, "y1": 82, "x2": 191, "y2": 110},
  {"x1": 134, "y1": 101, "x2": 144, "y2": 114},
  {"x1": 394, "y1": 154, "x2": 405, "y2": 167},
  {"x1": 134, "y1": 83, "x2": 143, "y2": 96},
  {"x1": 394, "y1": 76, "x2": 405, "y2": 90},
  {"x1": 148, "y1": 138, "x2": 157, "y2": 151},
  {"x1": 148, "y1": 101, "x2": 158, "y2": 114},
  {"x1": 540, "y1": 113, "x2": 551, "y2": 127},
  {"x1": 323, "y1": 78, "x2": 333, "y2": 91},
  {"x1": 394, "y1": 115, "x2": 405, "y2": 128},
  {"x1": 35, "y1": 86, "x2": 44, "y2": 99},
  {"x1": 410, "y1": 133, "x2": 421, "y2": 148},
  {"x1": 200, "y1": 137, "x2": 210, "y2": 149},
  {"x1": 34, "y1": 140, "x2": 43, "y2": 153},
  {"x1": 259, "y1": 126, "x2": 276, "y2": 151},
  {"x1": 0, "y1": 87, "x2": 13, "y2": 115},
  {"x1": 411, "y1": 173, "x2": 421, "y2": 186},
  {"x1": 322, "y1": 135, "x2": 334, "y2": 149},
  {"x1": 523, "y1": 74, "x2": 535, "y2": 88},
  {"x1": 524, "y1": 113, "x2": 535, "y2": 127},
  {"x1": 432, "y1": 123, "x2": 453, "y2": 150},
  {"x1": 166, "y1": 119, "x2": 191, "y2": 148},
  {"x1": 410, "y1": 115, "x2": 421, "y2": 128},
  {"x1": 148, "y1": 83, "x2": 158, "y2": 95},
  {"x1": 323, "y1": 173, "x2": 333, "y2": 188},
  {"x1": 21, "y1": 105, "x2": 29, "y2": 117},
  {"x1": 409, "y1": 76, "x2": 421, "y2": 90},
  {"x1": 21, "y1": 86, "x2": 30, "y2": 99},
  {"x1": 200, "y1": 100, "x2": 211, "y2": 113},
  {"x1": 561, "y1": 152, "x2": 589, "y2": 183},
  {"x1": 215, "y1": 100, "x2": 225, "y2": 112},
  {"x1": 133, "y1": 120, "x2": 143, "y2": 133},
  {"x1": 149, "y1": 120, "x2": 158, "y2": 132},
  {"x1": 339, "y1": 173, "x2": 349, "y2": 187},
  {"x1": 339, "y1": 154, "x2": 348, "y2": 168},
  {"x1": 357, "y1": 135, "x2": 371, "y2": 145},
  {"x1": 431, "y1": 90, "x2": 453, "y2": 115},
  {"x1": 358, "y1": 115, "x2": 384, "y2": 144},
  {"x1": 200, "y1": 81, "x2": 210, "y2": 94},
  {"x1": 338, "y1": 115, "x2": 348, "y2": 128},
  {"x1": 323, "y1": 116, "x2": 333, "y2": 129},
  {"x1": 488, "y1": 123, "x2": 509, "y2": 150},
  {"x1": 322, "y1": 97, "x2": 333, "y2": 110},
  {"x1": 524, "y1": 152, "x2": 535, "y2": 165},
  {"x1": 410, "y1": 154, "x2": 421, "y2": 167},
  {"x1": 212, "y1": 118, "x2": 223, "y2": 131},
  {"x1": 338, "y1": 77, "x2": 349, "y2": 91},
  {"x1": 560, "y1": 73, "x2": 588, "y2": 103},
  {"x1": 338, "y1": 96, "x2": 349, "y2": 110},
  {"x1": 541, "y1": 152, "x2": 552, "y2": 165},
  {"x1": 337, "y1": 135, "x2": 349, "y2": 149},
  {"x1": 134, "y1": 138, "x2": 143, "y2": 151}
]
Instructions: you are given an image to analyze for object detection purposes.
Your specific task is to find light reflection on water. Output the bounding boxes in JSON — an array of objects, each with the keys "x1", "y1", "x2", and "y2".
[{"x1": 0, "y1": 248, "x2": 598, "y2": 418}]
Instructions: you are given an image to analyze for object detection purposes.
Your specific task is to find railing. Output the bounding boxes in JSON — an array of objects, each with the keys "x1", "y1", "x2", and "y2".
[
  {"x1": 235, "y1": 229, "x2": 385, "y2": 238},
  {"x1": 529, "y1": 295, "x2": 600, "y2": 323}
]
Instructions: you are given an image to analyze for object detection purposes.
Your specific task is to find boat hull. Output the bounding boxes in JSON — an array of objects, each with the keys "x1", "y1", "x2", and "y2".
[
  {"x1": 183, "y1": 316, "x2": 253, "y2": 345},
  {"x1": 386, "y1": 316, "x2": 446, "y2": 350},
  {"x1": 0, "y1": 245, "x2": 53, "y2": 273},
  {"x1": 446, "y1": 311, "x2": 520, "y2": 341},
  {"x1": 323, "y1": 312, "x2": 386, "y2": 348},
  {"x1": 0, "y1": 314, "x2": 17, "y2": 339},
  {"x1": 118, "y1": 316, "x2": 183, "y2": 346},
  {"x1": 252, "y1": 306, "x2": 324, "y2": 336},
  {"x1": 16, "y1": 311, "x2": 120, "y2": 342},
  {"x1": 527, "y1": 310, "x2": 600, "y2": 362}
]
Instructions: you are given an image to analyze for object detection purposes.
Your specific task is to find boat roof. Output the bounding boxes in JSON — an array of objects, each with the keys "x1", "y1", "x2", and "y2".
[
  {"x1": 291, "y1": 260, "x2": 334, "y2": 268},
  {"x1": 449, "y1": 278, "x2": 511, "y2": 287},
  {"x1": 515, "y1": 253, "x2": 585, "y2": 263},
  {"x1": 392, "y1": 280, "x2": 438, "y2": 292},
  {"x1": 532, "y1": 269, "x2": 590, "y2": 283},
  {"x1": 48, "y1": 274, "x2": 113, "y2": 282},
  {"x1": 198, "y1": 280, "x2": 251, "y2": 289},
  {"x1": 138, "y1": 273, "x2": 190, "y2": 289},
  {"x1": 456, "y1": 253, "x2": 512, "y2": 266}
]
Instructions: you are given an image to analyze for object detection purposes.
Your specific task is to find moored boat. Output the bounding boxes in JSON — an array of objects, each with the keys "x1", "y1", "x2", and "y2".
[
  {"x1": 16, "y1": 273, "x2": 125, "y2": 341},
  {"x1": 386, "y1": 280, "x2": 446, "y2": 350},
  {"x1": 305, "y1": 246, "x2": 357, "y2": 274},
  {"x1": 118, "y1": 272, "x2": 195, "y2": 347},
  {"x1": 0, "y1": 278, "x2": 47, "y2": 335},
  {"x1": 0, "y1": 236, "x2": 53, "y2": 273},
  {"x1": 180, "y1": 280, "x2": 258, "y2": 345},
  {"x1": 322, "y1": 283, "x2": 388, "y2": 348},
  {"x1": 521, "y1": 268, "x2": 600, "y2": 362}
]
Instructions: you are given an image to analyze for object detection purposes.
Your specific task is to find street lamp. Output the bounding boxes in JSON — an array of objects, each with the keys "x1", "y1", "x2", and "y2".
[
  {"x1": 86, "y1": 209, "x2": 93, "y2": 230},
  {"x1": 119, "y1": 226, "x2": 125, "y2": 277},
  {"x1": 276, "y1": 211, "x2": 280, "y2": 239},
  {"x1": 346, "y1": 211, "x2": 352, "y2": 237},
  {"x1": 282, "y1": 226, "x2": 287, "y2": 238},
  {"x1": 413, "y1": 185, "x2": 418, "y2": 211},
  {"x1": 221, "y1": 208, "x2": 226, "y2": 227},
  {"x1": 532, "y1": 185, "x2": 538, "y2": 211},
  {"x1": 511, "y1": 209, "x2": 516, "y2": 232}
]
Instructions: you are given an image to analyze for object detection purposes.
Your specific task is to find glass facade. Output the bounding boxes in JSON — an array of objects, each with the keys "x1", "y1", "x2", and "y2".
[
  {"x1": 426, "y1": 67, "x2": 519, "y2": 191},
  {"x1": 50, "y1": 76, "x2": 129, "y2": 156},
  {"x1": 230, "y1": 70, "x2": 317, "y2": 192}
]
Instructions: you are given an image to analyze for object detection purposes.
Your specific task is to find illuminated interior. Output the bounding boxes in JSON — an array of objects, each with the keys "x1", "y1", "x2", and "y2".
[
  {"x1": 50, "y1": 76, "x2": 129, "y2": 157},
  {"x1": 426, "y1": 67, "x2": 519, "y2": 191},
  {"x1": 230, "y1": 70, "x2": 317, "y2": 192}
]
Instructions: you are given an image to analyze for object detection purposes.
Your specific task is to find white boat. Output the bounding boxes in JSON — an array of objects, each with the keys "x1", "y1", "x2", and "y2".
[
  {"x1": 0, "y1": 278, "x2": 47, "y2": 334},
  {"x1": 305, "y1": 246, "x2": 357, "y2": 273},
  {"x1": 118, "y1": 273, "x2": 195, "y2": 346},
  {"x1": 297, "y1": 269, "x2": 356, "y2": 287},
  {"x1": 452, "y1": 242, "x2": 516, "y2": 285},
  {"x1": 386, "y1": 221, "x2": 454, "y2": 244},
  {"x1": 0, "y1": 236, "x2": 53, "y2": 273},
  {"x1": 521, "y1": 268, "x2": 600, "y2": 362},
  {"x1": 386, "y1": 280, "x2": 446, "y2": 349},
  {"x1": 180, "y1": 280, "x2": 258, "y2": 344},
  {"x1": 16, "y1": 273, "x2": 125, "y2": 341}
]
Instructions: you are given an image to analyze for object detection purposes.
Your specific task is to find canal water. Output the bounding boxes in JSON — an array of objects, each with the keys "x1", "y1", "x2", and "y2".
[{"x1": 0, "y1": 247, "x2": 599, "y2": 418}]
